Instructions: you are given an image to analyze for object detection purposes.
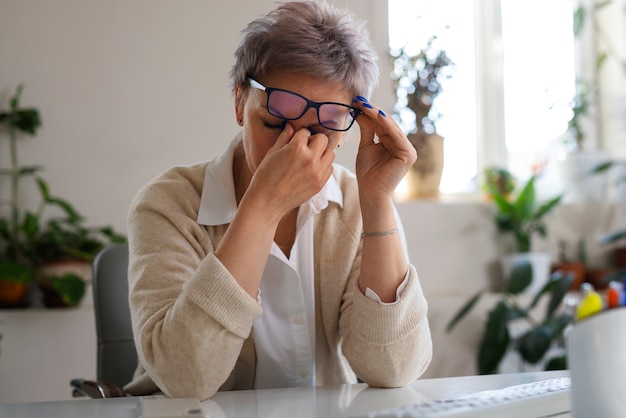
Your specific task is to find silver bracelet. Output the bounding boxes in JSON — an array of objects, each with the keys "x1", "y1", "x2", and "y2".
[{"x1": 361, "y1": 228, "x2": 399, "y2": 238}]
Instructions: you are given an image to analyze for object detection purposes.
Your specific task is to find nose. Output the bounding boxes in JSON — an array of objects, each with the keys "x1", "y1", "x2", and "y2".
[{"x1": 287, "y1": 107, "x2": 320, "y2": 133}]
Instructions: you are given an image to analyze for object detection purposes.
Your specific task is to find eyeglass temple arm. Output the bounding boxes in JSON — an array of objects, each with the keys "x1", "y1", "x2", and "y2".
[{"x1": 248, "y1": 78, "x2": 266, "y2": 91}]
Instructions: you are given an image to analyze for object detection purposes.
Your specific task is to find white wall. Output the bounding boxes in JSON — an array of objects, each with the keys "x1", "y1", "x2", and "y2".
[{"x1": 0, "y1": 0, "x2": 390, "y2": 233}]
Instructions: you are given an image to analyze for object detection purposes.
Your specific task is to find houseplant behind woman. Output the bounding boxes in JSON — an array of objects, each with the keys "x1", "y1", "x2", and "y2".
[{"x1": 490, "y1": 170, "x2": 563, "y2": 293}]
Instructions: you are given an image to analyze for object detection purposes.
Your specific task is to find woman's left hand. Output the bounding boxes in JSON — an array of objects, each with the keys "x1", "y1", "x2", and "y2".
[{"x1": 353, "y1": 97, "x2": 417, "y2": 202}]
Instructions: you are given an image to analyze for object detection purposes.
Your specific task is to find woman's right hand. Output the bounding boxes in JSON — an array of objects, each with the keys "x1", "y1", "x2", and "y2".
[{"x1": 244, "y1": 123, "x2": 336, "y2": 221}]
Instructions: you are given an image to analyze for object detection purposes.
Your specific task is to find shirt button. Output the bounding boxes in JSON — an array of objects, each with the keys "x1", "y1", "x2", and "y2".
[{"x1": 293, "y1": 315, "x2": 304, "y2": 325}]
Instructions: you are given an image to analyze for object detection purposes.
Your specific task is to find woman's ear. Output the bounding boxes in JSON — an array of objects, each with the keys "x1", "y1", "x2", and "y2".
[{"x1": 234, "y1": 85, "x2": 245, "y2": 126}]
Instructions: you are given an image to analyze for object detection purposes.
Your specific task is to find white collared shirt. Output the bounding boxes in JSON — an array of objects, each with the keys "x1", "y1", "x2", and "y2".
[{"x1": 197, "y1": 139, "x2": 406, "y2": 389}]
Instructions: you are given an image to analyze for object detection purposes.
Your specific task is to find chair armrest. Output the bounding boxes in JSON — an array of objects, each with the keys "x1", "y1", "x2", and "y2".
[{"x1": 70, "y1": 378, "x2": 126, "y2": 398}]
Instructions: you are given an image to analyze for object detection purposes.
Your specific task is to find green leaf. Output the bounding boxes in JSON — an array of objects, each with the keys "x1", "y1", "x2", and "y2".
[
  {"x1": 19, "y1": 165, "x2": 44, "y2": 176},
  {"x1": 594, "y1": 1, "x2": 613, "y2": 11},
  {"x1": 446, "y1": 290, "x2": 484, "y2": 332},
  {"x1": 22, "y1": 212, "x2": 40, "y2": 238},
  {"x1": 591, "y1": 161, "x2": 616, "y2": 174},
  {"x1": 9, "y1": 84, "x2": 24, "y2": 112},
  {"x1": 573, "y1": 6, "x2": 586, "y2": 37},
  {"x1": 47, "y1": 197, "x2": 83, "y2": 222},
  {"x1": 518, "y1": 326, "x2": 552, "y2": 364},
  {"x1": 546, "y1": 313, "x2": 572, "y2": 337},
  {"x1": 514, "y1": 176, "x2": 536, "y2": 220},
  {"x1": 13, "y1": 109, "x2": 42, "y2": 135},
  {"x1": 491, "y1": 193, "x2": 514, "y2": 216},
  {"x1": 596, "y1": 52, "x2": 608, "y2": 71},
  {"x1": 0, "y1": 261, "x2": 34, "y2": 283},
  {"x1": 532, "y1": 195, "x2": 563, "y2": 221},
  {"x1": 507, "y1": 259, "x2": 532, "y2": 295},
  {"x1": 544, "y1": 355, "x2": 567, "y2": 371},
  {"x1": 546, "y1": 272, "x2": 574, "y2": 318},
  {"x1": 36, "y1": 177, "x2": 51, "y2": 201},
  {"x1": 598, "y1": 230, "x2": 626, "y2": 245},
  {"x1": 478, "y1": 301, "x2": 511, "y2": 374},
  {"x1": 50, "y1": 273, "x2": 86, "y2": 307}
]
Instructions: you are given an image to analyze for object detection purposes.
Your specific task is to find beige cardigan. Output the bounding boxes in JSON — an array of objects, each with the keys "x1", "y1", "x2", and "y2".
[{"x1": 124, "y1": 143, "x2": 432, "y2": 400}]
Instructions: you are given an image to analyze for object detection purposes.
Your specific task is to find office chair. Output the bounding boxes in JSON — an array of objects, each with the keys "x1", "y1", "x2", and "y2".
[{"x1": 71, "y1": 243, "x2": 137, "y2": 398}]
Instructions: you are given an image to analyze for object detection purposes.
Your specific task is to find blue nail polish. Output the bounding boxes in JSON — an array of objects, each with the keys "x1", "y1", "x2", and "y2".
[
  {"x1": 281, "y1": 120, "x2": 287, "y2": 130},
  {"x1": 363, "y1": 103, "x2": 373, "y2": 109},
  {"x1": 378, "y1": 109, "x2": 386, "y2": 117},
  {"x1": 356, "y1": 95, "x2": 368, "y2": 102}
]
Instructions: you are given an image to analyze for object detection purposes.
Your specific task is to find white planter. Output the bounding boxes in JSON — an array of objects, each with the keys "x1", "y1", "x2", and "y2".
[
  {"x1": 557, "y1": 150, "x2": 611, "y2": 203},
  {"x1": 500, "y1": 252, "x2": 552, "y2": 295}
]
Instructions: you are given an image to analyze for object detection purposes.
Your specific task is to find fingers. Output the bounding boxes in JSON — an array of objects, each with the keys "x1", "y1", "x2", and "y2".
[
  {"x1": 280, "y1": 123, "x2": 333, "y2": 160},
  {"x1": 353, "y1": 97, "x2": 416, "y2": 163},
  {"x1": 353, "y1": 97, "x2": 404, "y2": 142}
]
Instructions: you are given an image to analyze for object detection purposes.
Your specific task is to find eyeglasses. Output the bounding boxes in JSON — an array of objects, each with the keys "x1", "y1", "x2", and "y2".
[{"x1": 248, "y1": 78, "x2": 359, "y2": 132}]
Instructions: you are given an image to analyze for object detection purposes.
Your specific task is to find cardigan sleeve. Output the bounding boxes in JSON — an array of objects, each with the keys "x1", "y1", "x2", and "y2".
[{"x1": 124, "y1": 166, "x2": 262, "y2": 400}]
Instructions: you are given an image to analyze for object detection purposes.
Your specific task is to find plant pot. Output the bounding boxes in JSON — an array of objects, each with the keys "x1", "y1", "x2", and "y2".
[
  {"x1": 0, "y1": 279, "x2": 31, "y2": 308},
  {"x1": 36, "y1": 260, "x2": 91, "y2": 308},
  {"x1": 551, "y1": 262, "x2": 586, "y2": 291},
  {"x1": 585, "y1": 268, "x2": 613, "y2": 290},
  {"x1": 404, "y1": 131, "x2": 444, "y2": 200},
  {"x1": 500, "y1": 252, "x2": 552, "y2": 294}
]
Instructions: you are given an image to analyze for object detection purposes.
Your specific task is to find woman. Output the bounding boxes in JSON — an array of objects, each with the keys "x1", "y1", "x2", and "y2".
[{"x1": 125, "y1": 1, "x2": 432, "y2": 400}]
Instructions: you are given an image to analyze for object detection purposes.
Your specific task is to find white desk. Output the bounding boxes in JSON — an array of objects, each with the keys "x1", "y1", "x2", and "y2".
[{"x1": 0, "y1": 370, "x2": 570, "y2": 418}]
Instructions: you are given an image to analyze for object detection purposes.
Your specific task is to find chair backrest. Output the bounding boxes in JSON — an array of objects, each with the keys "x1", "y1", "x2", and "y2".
[{"x1": 92, "y1": 243, "x2": 136, "y2": 388}]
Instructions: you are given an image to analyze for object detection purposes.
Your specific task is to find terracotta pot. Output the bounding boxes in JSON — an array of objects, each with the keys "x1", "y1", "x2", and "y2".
[
  {"x1": 0, "y1": 279, "x2": 30, "y2": 308},
  {"x1": 586, "y1": 269, "x2": 613, "y2": 290},
  {"x1": 551, "y1": 262, "x2": 586, "y2": 291},
  {"x1": 612, "y1": 247, "x2": 626, "y2": 268}
]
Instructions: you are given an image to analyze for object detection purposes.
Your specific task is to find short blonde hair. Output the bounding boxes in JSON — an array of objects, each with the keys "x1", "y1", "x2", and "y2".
[{"x1": 231, "y1": 1, "x2": 379, "y2": 98}]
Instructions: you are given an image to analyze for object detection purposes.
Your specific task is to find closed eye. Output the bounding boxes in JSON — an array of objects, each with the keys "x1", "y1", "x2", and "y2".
[{"x1": 263, "y1": 121, "x2": 283, "y2": 130}]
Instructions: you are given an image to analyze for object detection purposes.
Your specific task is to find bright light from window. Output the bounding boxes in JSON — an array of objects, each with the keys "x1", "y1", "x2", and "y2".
[
  {"x1": 501, "y1": 0, "x2": 576, "y2": 180},
  {"x1": 389, "y1": 0, "x2": 577, "y2": 194},
  {"x1": 388, "y1": 0, "x2": 477, "y2": 193}
]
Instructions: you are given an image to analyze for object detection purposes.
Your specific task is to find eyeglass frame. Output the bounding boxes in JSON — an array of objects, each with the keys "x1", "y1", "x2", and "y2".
[{"x1": 247, "y1": 78, "x2": 360, "y2": 132}]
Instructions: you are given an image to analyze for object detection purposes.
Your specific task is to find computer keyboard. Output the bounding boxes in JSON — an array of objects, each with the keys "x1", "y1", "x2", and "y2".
[{"x1": 353, "y1": 377, "x2": 571, "y2": 418}]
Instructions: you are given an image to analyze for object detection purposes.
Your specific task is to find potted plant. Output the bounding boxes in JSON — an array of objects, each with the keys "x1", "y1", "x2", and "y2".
[
  {"x1": 446, "y1": 260, "x2": 574, "y2": 374},
  {"x1": 390, "y1": 35, "x2": 454, "y2": 199},
  {"x1": 490, "y1": 172, "x2": 563, "y2": 294},
  {"x1": 0, "y1": 85, "x2": 42, "y2": 307},
  {"x1": 481, "y1": 166, "x2": 516, "y2": 201},
  {"x1": 0, "y1": 84, "x2": 126, "y2": 308},
  {"x1": 594, "y1": 229, "x2": 626, "y2": 287},
  {"x1": 556, "y1": 1, "x2": 622, "y2": 202}
]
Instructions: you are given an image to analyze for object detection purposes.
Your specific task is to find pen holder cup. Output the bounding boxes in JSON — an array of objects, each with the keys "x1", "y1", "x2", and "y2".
[{"x1": 566, "y1": 308, "x2": 626, "y2": 418}]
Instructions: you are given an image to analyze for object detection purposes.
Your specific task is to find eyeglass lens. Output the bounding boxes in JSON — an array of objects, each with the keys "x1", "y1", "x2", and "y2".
[{"x1": 266, "y1": 89, "x2": 355, "y2": 131}]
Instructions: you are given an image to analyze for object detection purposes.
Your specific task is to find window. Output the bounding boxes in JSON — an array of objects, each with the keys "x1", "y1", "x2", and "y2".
[{"x1": 388, "y1": 0, "x2": 577, "y2": 194}]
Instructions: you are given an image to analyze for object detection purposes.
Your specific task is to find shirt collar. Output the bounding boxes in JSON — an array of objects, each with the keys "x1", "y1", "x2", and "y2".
[{"x1": 197, "y1": 136, "x2": 343, "y2": 226}]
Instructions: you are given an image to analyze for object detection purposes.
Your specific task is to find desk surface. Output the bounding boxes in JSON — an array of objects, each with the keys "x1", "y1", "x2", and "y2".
[{"x1": 0, "y1": 370, "x2": 570, "y2": 418}]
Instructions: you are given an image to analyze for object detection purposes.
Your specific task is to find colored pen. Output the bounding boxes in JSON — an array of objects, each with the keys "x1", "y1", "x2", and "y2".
[
  {"x1": 576, "y1": 282, "x2": 603, "y2": 321},
  {"x1": 607, "y1": 281, "x2": 622, "y2": 309}
]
